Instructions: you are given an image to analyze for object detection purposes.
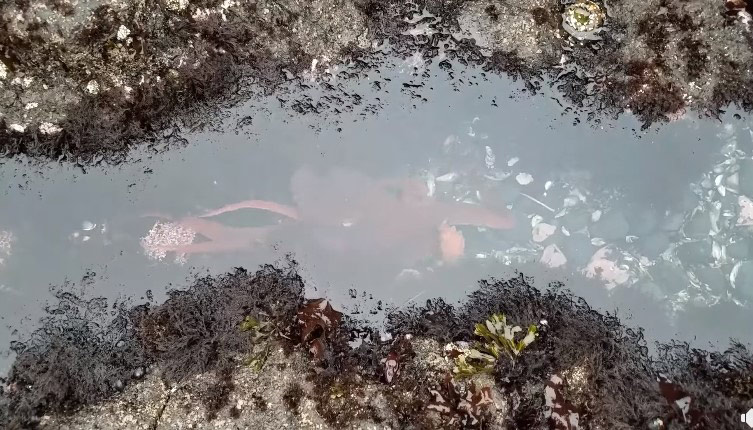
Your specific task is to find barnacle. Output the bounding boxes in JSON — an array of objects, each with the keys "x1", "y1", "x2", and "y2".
[{"x1": 562, "y1": 1, "x2": 605, "y2": 41}]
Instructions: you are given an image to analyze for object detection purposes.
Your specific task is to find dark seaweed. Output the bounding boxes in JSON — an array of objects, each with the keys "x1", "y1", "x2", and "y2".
[
  {"x1": 2, "y1": 0, "x2": 753, "y2": 162},
  {"x1": 0, "y1": 268, "x2": 750, "y2": 429},
  {"x1": 0, "y1": 265, "x2": 304, "y2": 428}
]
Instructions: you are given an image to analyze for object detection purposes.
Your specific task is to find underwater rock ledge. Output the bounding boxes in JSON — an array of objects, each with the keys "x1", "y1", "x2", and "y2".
[
  {"x1": 1, "y1": 0, "x2": 753, "y2": 162},
  {"x1": 0, "y1": 264, "x2": 750, "y2": 429}
]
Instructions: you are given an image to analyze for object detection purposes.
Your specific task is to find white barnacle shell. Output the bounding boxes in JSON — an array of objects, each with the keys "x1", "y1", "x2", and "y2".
[
  {"x1": 117, "y1": 25, "x2": 131, "y2": 41},
  {"x1": 86, "y1": 80, "x2": 100, "y2": 95},
  {"x1": 562, "y1": 1, "x2": 606, "y2": 41}
]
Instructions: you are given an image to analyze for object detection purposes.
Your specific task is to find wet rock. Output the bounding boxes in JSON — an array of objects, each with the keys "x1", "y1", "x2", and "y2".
[
  {"x1": 726, "y1": 237, "x2": 753, "y2": 260},
  {"x1": 638, "y1": 232, "x2": 670, "y2": 260},
  {"x1": 730, "y1": 261, "x2": 753, "y2": 299},
  {"x1": 692, "y1": 266, "x2": 727, "y2": 294},
  {"x1": 682, "y1": 208, "x2": 713, "y2": 239},
  {"x1": 113, "y1": 380, "x2": 124, "y2": 392},
  {"x1": 637, "y1": 281, "x2": 665, "y2": 301},
  {"x1": 0, "y1": 0, "x2": 368, "y2": 161},
  {"x1": 675, "y1": 240, "x2": 714, "y2": 266},
  {"x1": 631, "y1": 208, "x2": 659, "y2": 237},
  {"x1": 738, "y1": 160, "x2": 753, "y2": 197},
  {"x1": 560, "y1": 232, "x2": 594, "y2": 267},
  {"x1": 132, "y1": 367, "x2": 145, "y2": 379},
  {"x1": 1, "y1": 0, "x2": 752, "y2": 161},
  {"x1": 590, "y1": 210, "x2": 629, "y2": 241},
  {"x1": 455, "y1": 0, "x2": 561, "y2": 62},
  {"x1": 497, "y1": 182, "x2": 521, "y2": 203},
  {"x1": 661, "y1": 211, "x2": 686, "y2": 233},
  {"x1": 38, "y1": 373, "x2": 167, "y2": 429},
  {"x1": 9, "y1": 267, "x2": 752, "y2": 430},
  {"x1": 516, "y1": 196, "x2": 552, "y2": 215},
  {"x1": 560, "y1": 207, "x2": 591, "y2": 232},
  {"x1": 648, "y1": 261, "x2": 689, "y2": 295}
]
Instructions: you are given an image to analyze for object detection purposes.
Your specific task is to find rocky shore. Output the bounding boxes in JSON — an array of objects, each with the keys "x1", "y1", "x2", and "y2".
[
  {"x1": 1, "y1": 0, "x2": 752, "y2": 161},
  {"x1": 1, "y1": 265, "x2": 750, "y2": 429}
]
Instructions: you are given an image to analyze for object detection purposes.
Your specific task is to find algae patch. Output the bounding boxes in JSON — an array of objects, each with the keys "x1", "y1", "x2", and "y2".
[{"x1": 0, "y1": 269, "x2": 751, "y2": 429}]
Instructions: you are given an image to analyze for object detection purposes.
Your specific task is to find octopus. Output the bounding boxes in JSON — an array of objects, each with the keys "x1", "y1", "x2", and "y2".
[{"x1": 141, "y1": 166, "x2": 516, "y2": 265}]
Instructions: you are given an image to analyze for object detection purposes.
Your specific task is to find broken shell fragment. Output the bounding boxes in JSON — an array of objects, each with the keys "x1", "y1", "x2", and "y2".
[
  {"x1": 436, "y1": 172, "x2": 458, "y2": 182},
  {"x1": 532, "y1": 223, "x2": 557, "y2": 242},
  {"x1": 730, "y1": 261, "x2": 753, "y2": 300},
  {"x1": 584, "y1": 246, "x2": 630, "y2": 289},
  {"x1": 86, "y1": 80, "x2": 100, "y2": 95},
  {"x1": 516, "y1": 173, "x2": 534, "y2": 185},
  {"x1": 117, "y1": 25, "x2": 131, "y2": 41},
  {"x1": 737, "y1": 195, "x2": 753, "y2": 226},
  {"x1": 541, "y1": 244, "x2": 567, "y2": 268}
]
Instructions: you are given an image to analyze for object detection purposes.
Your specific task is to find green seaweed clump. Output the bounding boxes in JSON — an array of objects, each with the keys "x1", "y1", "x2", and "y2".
[
  {"x1": 452, "y1": 313, "x2": 538, "y2": 377},
  {"x1": 239, "y1": 313, "x2": 279, "y2": 371},
  {"x1": 474, "y1": 313, "x2": 538, "y2": 362}
]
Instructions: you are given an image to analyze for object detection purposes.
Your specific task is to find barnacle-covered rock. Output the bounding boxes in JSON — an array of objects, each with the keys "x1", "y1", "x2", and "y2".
[{"x1": 562, "y1": 1, "x2": 605, "y2": 41}]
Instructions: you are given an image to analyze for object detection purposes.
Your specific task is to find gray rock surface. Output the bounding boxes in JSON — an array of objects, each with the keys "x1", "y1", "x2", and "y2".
[{"x1": 40, "y1": 338, "x2": 498, "y2": 430}]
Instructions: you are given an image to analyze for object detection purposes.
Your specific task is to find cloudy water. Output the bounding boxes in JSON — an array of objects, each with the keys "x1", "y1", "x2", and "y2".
[{"x1": 1, "y1": 57, "x2": 751, "y2": 370}]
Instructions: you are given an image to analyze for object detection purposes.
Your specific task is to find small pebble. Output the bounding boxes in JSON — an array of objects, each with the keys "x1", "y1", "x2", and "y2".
[{"x1": 132, "y1": 367, "x2": 145, "y2": 379}]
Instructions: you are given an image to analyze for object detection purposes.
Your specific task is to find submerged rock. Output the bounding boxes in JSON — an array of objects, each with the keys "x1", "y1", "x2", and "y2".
[
  {"x1": 590, "y1": 210, "x2": 629, "y2": 241},
  {"x1": 730, "y1": 260, "x2": 753, "y2": 299},
  {"x1": 675, "y1": 240, "x2": 714, "y2": 266}
]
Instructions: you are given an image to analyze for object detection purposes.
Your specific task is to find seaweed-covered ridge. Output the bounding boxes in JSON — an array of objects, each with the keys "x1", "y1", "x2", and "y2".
[
  {"x1": 1, "y1": 0, "x2": 753, "y2": 161},
  {"x1": 0, "y1": 266, "x2": 750, "y2": 429}
]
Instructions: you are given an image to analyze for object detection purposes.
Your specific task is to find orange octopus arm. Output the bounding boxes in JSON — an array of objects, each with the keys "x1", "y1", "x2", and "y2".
[{"x1": 199, "y1": 200, "x2": 300, "y2": 220}]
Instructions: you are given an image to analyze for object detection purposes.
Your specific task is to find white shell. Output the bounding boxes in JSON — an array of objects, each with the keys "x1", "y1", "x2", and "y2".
[
  {"x1": 533, "y1": 223, "x2": 557, "y2": 242},
  {"x1": 436, "y1": 172, "x2": 458, "y2": 182},
  {"x1": 485, "y1": 146, "x2": 496, "y2": 169},
  {"x1": 737, "y1": 195, "x2": 753, "y2": 226},
  {"x1": 729, "y1": 261, "x2": 741, "y2": 288},
  {"x1": 516, "y1": 173, "x2": 534, "y2": 185},
  {"x1": 426, "y1": 173, "x2": 436, "y2": 197},
  {"x1": 540, "y1": 244, "x2": 567, "y2": 268}
]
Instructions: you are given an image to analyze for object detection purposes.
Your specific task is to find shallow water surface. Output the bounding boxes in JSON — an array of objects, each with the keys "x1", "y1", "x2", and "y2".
[{"x1": 1, "y1": 58, "x2": 752, "y2": 371}]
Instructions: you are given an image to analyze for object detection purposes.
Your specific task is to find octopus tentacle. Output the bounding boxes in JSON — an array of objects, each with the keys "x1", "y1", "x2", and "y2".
[{"x1": 199, "y1": 200, "x2": 300, "y2": 220}]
